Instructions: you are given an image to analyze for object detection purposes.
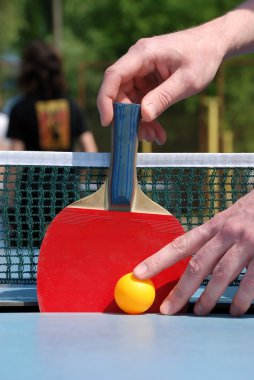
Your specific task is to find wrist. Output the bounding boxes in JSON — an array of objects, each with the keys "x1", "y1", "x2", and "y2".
[
  {"x1": 195, "y1": 1, "x2": 254, "y2": 61},
  {"x1": 193, "y1": 16, "x2": 229, "y2": 63},
  {"x1": 221, "y1": 0, "x2": 254, "y2": 59}
]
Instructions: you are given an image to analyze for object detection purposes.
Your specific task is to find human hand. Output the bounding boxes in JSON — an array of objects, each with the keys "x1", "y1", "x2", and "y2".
[
  {"x1": 97, "y1": 19, "x2": 226, "y2": 144},
  {"x1": 134, "y1": 189, "x2": 254, "y2": 316}
]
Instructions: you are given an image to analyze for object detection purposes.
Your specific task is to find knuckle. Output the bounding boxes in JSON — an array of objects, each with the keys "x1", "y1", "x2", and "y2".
[
  {"x1": 157, "y1": 89, "x2": 173, "y2": 110},
  {"x1": 184, "y1": 74, "x2": 199, "y2": 92},
  {"x1": 104, "y1": 65, "x2": 117, "y2": 78},
  {"x1": 226, "y1": 222, "x2": 243, "y2": 240},
  {"x1": 187, "y1": 255, "x2": 203, "y2": 276},
  {"x1": 135, "y1": 37, "x2": 149, "y2": 47},
  {"x1": 217, "y1": 219, "x2": 244, "y2": 243},
  {"x1": 150, "y1": 252, "x2": 167, "y2": 268},
  {"x1": 234, "y1": 197, "x2": 246, "y2": 211},
  {"x1": 169, "y1": 235, "x2": 188, "y2": 257},
  {"x1": 181, "y1": 69, "x2": 204, "y2": 94},
  {"x1": 242, "y1": 230, "x2": 254, "y2": 247},
  {"x1": 218, "y1": 222, "x2": 234, "y2": 238},
  {"x1": 205, "y1": 216, "x2": 219, "y2": 235},
  {"x1": 131, "y1": 37, "x2": 151, "y2": 53},
  {"x1": 212, "y1": 262, "x2": 229, "y2": 284}
]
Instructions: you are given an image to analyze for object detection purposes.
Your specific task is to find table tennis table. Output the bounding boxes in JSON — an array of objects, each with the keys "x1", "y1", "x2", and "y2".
[
  {"x1": 0, "y1": 311, "x2": 253, "y2": 380},
  {"x1": 0, "y1": 152, "x2": 253, "y2": 379},
  {"x1": 0, "y1": 282, "x2": 253, "y2": 380}
]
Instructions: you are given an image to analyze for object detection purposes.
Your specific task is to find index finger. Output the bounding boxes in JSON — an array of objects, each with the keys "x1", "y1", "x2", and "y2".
[
  {"x1": 97, "y1": 49, "x2": 149, "y2": 126},
  {"x1": 133, "y1": 223, "x2": 214, "y2": 279},
  {"x1": 96, "y1": 68, "x2": 122, "y2": 126}
]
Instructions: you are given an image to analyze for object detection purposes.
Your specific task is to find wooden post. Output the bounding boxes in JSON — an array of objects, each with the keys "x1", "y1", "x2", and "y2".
[
  {"x1": 52, "y1": 0, "x2": 63, "y2": 50},
  {"x1": 141, "y1": 141, "x2": 152, "y2": 153},
  {"x1": 202, "y1": 96, "x2": 220, "y2": 153},
  {"x1": 201, "y1": 96, "x2": 221, "y2": 214},
  {"x1": 222, "y1": 130, "x2": 233, "y2": 153}
]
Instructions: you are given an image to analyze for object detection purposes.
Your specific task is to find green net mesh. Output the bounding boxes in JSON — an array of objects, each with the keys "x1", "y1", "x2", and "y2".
[{"x1": 0, "y1": 160, "x2": 253, "y2": 284}]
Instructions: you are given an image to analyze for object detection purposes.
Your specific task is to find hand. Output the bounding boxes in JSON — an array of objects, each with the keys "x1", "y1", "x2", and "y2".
[
  {"x1": 97, "y1": 20, "x2": 226, "y2": 144},
  {"x1": 134, "y1": 189, "x2": 254, "y2": 316}
]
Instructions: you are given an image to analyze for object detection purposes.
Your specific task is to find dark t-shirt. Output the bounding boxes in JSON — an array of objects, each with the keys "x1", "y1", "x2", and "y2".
[
  {"x1": 7, "y1": 95, "x2": 88, "y2": 151},
  {"x1": 5, "y1": 95, "x2": 88, "y2": 247}
]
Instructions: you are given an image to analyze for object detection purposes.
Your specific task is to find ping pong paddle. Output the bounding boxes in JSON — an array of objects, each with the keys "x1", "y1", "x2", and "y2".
[{"x1": 37, "y1": 102, "x2": 190, "y2": 312}]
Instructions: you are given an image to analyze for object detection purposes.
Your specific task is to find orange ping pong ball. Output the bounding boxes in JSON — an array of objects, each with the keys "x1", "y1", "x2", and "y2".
[{"x1": 114, "y1": 272, "x2": 155, "y2": 314}]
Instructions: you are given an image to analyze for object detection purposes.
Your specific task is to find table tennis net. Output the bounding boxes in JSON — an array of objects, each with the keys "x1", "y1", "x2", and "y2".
[{"x1": 0, "y1": 152, "x2": 253, "y2": 285}]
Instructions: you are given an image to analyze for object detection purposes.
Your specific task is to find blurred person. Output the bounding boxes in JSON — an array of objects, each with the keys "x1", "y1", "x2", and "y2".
[
  {"x1": 97, "y1": 0, "x2": 254, "y2": 316},
  {"x1": 2, "y1": 95, "x2": 23, "y2": 117},
  {"x1": 7, "y1": 39, "x2": 97, "y2": 152},
  {"x1": 5, "y1": 40, "x2": 97, "y2": 248}
]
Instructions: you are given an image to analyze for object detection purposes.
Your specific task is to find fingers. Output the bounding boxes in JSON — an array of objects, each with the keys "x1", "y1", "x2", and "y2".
[
  {"x1": 159, "y1": 233, "x2": 235, "y2": 315},
  {"x1": 97, "y1": 49, "x2": 149, "y2": 126},
  {"x1": 141, "y1": 69, "x2": 198, "y2": 122},
  {"x1": 134, "y1": 214, "x2": 254, "y2": 316},
  {"x1": 97, "y1": 69, "x2": 121, "y2": 126},
  {"x1": 134, "y1": 222, "x2": 216, "y2": 279},
  {"x1": 137, "y1": 229, "x2": 253, "y2": 317},
  {"x1": 97, "y1": 47, "x2": 193, "y2": 125},
  {"x1": 230, "y1": 259, "x2": 254, "y2": 316},
  {"x1": 138, "y1": 120, "x2": 167, "y2": 145},
  {"x1": 194, "y1": 243, "x2": 250, "y2": 316}
]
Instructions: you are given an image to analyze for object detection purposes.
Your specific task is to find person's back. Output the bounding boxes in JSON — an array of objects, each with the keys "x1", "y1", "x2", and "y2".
[
  {"x1": 5, "y1": 40, "x2": 98, "y2": 248},
  {"x1": 8, "y1": 94, "x2": 90, "y2": 151},
  {"x1": 7, "y1": 39, "x2": 97, "y2": 152}
]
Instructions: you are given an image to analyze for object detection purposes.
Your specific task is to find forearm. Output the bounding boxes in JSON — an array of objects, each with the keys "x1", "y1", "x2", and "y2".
[
  {"x1": 79, "y1": 131, "x2": 98, "y2": 152},
  {"x1": 97, "y1": 0, "x2": 254, "y2": 126},
  {"x1": 223, "y1": 0, "x2": 254, "y2": 57},
  {"x1": 10, "y1": 139, "x2": 25, "y2": 151},
  {"x1": 207, "y1": 0, "x2": 254, "y2": 59}
]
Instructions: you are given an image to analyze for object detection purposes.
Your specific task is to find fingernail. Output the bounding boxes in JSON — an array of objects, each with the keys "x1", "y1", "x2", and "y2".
[
  {"x1": 160, "y1": 300, "x2": 173, "y2": 315},
  {"x1": 155, "y1": 139, "x2": 163, "y2": 146},
  {"x1": 134, "y1": 263, "x2": 147, "y2": 277},
  {"x1": 99, "y1": 113, "x2": 109, "y2": 127},
  {"x1": 145, "y1": 103, "x2": 157, "y2": 120},
  {"x1": 99, "y1": 116, "x2": 106, "y2": 127}
]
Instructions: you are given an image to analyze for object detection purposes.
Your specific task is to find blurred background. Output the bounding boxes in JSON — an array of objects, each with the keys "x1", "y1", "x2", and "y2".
[{"x1": 0, "y1": 0, "x2": 254, "y2": 153}]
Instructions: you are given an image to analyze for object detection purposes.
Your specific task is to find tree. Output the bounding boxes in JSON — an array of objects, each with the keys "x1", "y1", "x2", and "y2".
[{"x1": 0, "y1": 0, "x2": 25, "y2": 54}]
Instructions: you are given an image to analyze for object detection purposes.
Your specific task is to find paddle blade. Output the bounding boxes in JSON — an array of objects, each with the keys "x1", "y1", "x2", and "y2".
[{"x1": 37, "y1": 207, "x2": 189, "y2": 312}]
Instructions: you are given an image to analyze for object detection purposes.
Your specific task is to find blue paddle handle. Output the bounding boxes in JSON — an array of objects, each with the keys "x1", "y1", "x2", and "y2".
[{"x1": 109, "y1": 102, "x2": 141, "y2": 210}]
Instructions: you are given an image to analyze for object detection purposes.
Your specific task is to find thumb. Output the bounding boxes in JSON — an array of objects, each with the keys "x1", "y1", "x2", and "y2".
[{"x1": 141, "y1": 70, "x2": 192, "y2": 122}]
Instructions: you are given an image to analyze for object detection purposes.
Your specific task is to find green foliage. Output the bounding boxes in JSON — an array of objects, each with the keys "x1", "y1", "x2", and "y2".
[
  {"x1": 0, "y1": 0, "x2": 25, "y2": 53},
  {"x1": 17, "y1": 0, "x2": 52, "y2": 45},
  {"x1": 63, "y1": 0, "x2": 240, "y2": 61},
  {"x1": 224, "y1": 59, "x2": 254, "y2": 151}
]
